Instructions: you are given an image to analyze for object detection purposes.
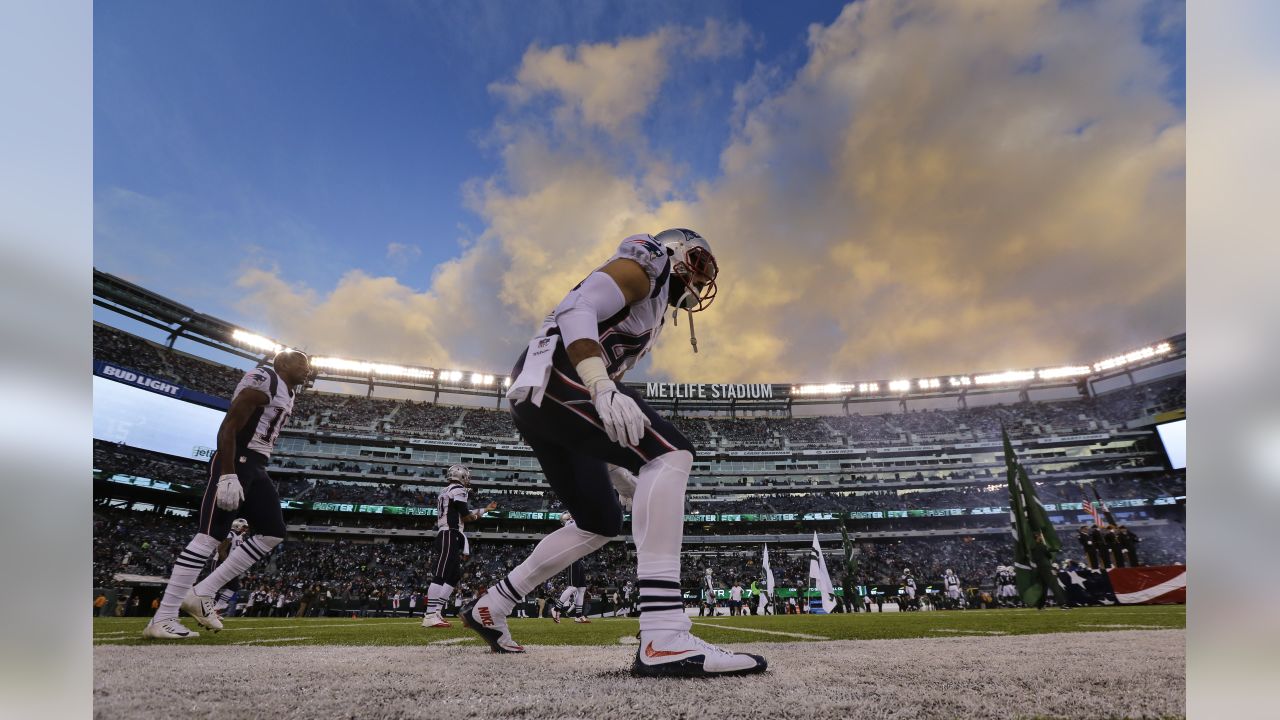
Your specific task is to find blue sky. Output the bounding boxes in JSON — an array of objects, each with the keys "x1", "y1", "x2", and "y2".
[
  {"x1": 95, "y1": 1, "x2": 845, "y2": 298},
  {"x1": 95, "y1": 1, "x2": 1186, "y2": 382}
]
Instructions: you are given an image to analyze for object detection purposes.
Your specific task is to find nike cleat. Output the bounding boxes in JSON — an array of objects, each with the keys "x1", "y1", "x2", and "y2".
[
  {"x1": 141, "y1": 618, "x2": 200, "y2": 640},
  {"x1": 180, "y1": 592, "x2": 223, "y2": 632},
  {"x1": 460, "y1": 598, "x2": 525, "y2": 654},
  {"x1": 631, "y1": 631, "x2": 767, "y2": 678}
]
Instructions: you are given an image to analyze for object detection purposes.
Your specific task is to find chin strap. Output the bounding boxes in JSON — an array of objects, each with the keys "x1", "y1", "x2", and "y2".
[{"x1": 672, "y1": 306, "x2": 698, "y2": 353}]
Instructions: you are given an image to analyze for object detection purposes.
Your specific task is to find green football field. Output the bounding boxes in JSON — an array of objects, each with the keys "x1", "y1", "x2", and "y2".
[{"x1": 93, "y1": 605, "x2": 1185, "y2": 647}]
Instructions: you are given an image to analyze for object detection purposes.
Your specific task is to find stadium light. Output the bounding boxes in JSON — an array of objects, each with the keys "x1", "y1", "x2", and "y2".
[
  {"x1": 311, "y1": 356, "x2": 434, "y2": 380},
  {"x1": 917, "y1": 378, "x2": 941, "y2": 390},
  {"x1": 503, "y1": 376, "x2": 512, "y2": 387},
  {"x1": 232, "y1": 329, "x2": 283, "y2": 354},
  {"x1": 1092, "y1": 342, "x2": 1174, "y2": 373},
  {"x1": 973, "y1": 370, "x2": 1035, "y2": 386},
  {"x1": 1038, "y1": 365, "x2": 1092, "y2": 380},
  {"x1": 888, "y1": 379, "x2": 911, "y2": 393},
  {"x1": 858, "y1": 382, "x2": 878, "y2": 393},
  {"x1": 948, "y1": 376, "x2": 972, "y2": 387}
]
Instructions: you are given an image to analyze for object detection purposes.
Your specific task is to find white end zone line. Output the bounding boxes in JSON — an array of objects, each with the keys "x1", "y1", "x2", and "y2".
[
  {"x1": 690, "y1": 621, "x2": 829, "y2": 640},
  {"x1": 930, "y1": 629, "x2": 1009, "y2": 635},
  {"x1": 233, "y1": 636, "x2": 311, "y2": 645}
]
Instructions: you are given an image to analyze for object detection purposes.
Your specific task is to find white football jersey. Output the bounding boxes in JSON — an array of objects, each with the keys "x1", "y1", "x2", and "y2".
[
  {"x1": 227, "y1": 531, "x2": 247, "y2": 552},
  {"x1": 537, "y1": 234, "x2": 672, "y2": 380},
  {"x1": 232, "y1": 366, "x2": 295, "y2": 457},
  {"x1": 436, "y1": 483, "x2": 470, "y2": 531}
]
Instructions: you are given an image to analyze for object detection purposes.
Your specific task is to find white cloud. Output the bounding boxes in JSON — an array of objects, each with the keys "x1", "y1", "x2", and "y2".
[{"x1": 240, "y1": 1, "x2": 1184, "y2": 383}]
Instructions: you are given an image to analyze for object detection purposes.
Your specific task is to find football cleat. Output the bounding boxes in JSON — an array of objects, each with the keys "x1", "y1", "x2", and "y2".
[
  {"x1": 631, "y1": 631, "x2": 767, "y2": 678},
  {"x1": 460, "y1": 598, "x2": 525, "y2": 654},
  {"x1": 573, "y1": 616, "x2": 591, "y2": 624},
  {"x1": 551, "y1": 607, "x2": 561, "y2": 623},
  {"x1": 142, "y1": 618, "x2": 200, "y2": 640},
  {"x1": 181, "y1": 592, "x2": 223, "y2": 632},
  {"x1": 421, "y1": 612, "x2": 451, "y2": 628}
]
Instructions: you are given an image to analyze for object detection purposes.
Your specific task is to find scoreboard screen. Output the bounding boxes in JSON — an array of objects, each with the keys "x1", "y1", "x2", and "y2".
[{"x1": 93, "y1": 376, "x2": 222, "y2": 462}]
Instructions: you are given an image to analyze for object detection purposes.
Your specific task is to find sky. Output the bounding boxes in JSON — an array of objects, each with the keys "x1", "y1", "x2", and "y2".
[{"x1": 94, "y1": 0, "x2": 1185, "y2": 384}]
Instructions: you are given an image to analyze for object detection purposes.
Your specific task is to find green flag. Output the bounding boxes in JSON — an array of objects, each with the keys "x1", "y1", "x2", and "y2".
[{"x1": 1003, "y1": 426, "x2": 1061, "y2": 607}]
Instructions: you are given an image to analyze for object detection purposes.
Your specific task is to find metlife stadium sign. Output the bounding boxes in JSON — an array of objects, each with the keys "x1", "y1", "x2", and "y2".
[{"x1": 644, "y1": 382, "x2": 780, "y2": 400}]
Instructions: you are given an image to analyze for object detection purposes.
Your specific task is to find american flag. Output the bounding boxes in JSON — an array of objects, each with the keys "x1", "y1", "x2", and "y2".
[{"x1": 1082, "y1": 497, "x2": 1102, "y2": 527}]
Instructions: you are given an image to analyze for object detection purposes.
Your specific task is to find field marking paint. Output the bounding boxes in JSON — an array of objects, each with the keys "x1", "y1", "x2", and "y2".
[
  {"x1": 220, "y1": 622, "x2": 413, "y2": 632},
  {"x1": 618, "y1": 636, "x2": 640, "y2": 645},
  {"x1": 931, "y1": 629, "x2": 1009, "y2": 635},
  {"x1": 93, "y1": 631, "x2": 130, "y2": 637},
  {"x1": 232, "y1": 636, "x2": 311, "y2": 645},
  {"x1": 429, "y1": 638, "x2": 470, "y2": 646},
  {"x1": 1079, "y1": 623, "x2": 1166, "y2": 629},
  {"x1": 690, "y1": 622, "x2": 829, "y2": 640}
]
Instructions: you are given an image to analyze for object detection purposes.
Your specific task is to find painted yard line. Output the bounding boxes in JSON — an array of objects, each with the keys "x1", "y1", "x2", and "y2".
[
  {"x1": 617, "y1": 636, "x2": 640, "y2": 645},
  {"x1": 428, "y1": 638, "x2": 471, "y2": 646},
  {"x1": 931, "y1": 629, "x2": 1009, "y2": 635},
  {"x1": 690, "y1": 622, "x2": 829, "y2": 640},
  {"x1": 94, "y1": 638, "x2": 134, "y2": 643},
  {"x1": 1079, "y1": 623, "x2": 1167, "y2": 629},
  {"x1": 93, "y1": 631, "x2": 130, "y2": 637},
  {"x1": 232, "y1": 637, "x2": 312, "y2": 645},
  {"x1": 220, "y1": 617, "x2": 414, "y2": 627}
]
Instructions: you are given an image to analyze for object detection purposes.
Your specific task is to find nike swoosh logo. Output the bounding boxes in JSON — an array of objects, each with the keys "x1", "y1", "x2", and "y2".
[{"x1": 644, "y1": 642, "x2": 697, "y2": 659}]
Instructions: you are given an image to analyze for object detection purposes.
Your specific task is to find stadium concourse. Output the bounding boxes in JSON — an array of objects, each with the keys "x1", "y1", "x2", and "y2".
[{"x1": 91, "y1": 279, "x2": 1186, "y2": 718}]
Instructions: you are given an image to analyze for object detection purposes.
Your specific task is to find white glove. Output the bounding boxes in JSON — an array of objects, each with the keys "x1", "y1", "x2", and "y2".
[
  {"x1": 215, "y1": 473, "x2": 245, "y2": 511},
  {"x1": 591, "y1": 380, "x2": 650, "y2": 447}
]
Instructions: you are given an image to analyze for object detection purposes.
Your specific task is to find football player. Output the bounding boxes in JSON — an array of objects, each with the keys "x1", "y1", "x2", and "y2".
[
  {"x1": 461, "y1": 229, "x2": 766, "y2": 677},
  {"x1": 422, "y1": 464, "x2": 497, "y2": 628},
  {"x1": 142, "y1": 350, "x2": 310, "y2": 639},
  {"x1": 899, "y1": 568, "x2": 918, "y2": 611},
  {"x1": 549, "y1": 513, "x2": 592, "y2": 624},
  {"x1": 943, "y1": 568, "x2": 964, "y2": 609},
  {"x1": 210, "y1": 518, "x2": 250, "y2": 617}
]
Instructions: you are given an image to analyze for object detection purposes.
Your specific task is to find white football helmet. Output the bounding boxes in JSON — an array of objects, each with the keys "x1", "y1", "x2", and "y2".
[
  {"x1": 945, "y1": 568, "x2": 954, "y2": 575},
  {"x1": 231, "y1": 518, "x2": 249, "y2": 534},
  {"x1": 446, "y1": 464, "x2": 471, "y2": 487},
  {"x1": 653, "y1": 228, "x2": 719, "y2": 354},
  {"x1": 653, "y1": 228, "x2": 718, "y2": 312},
  {"x1": 559, "y1": 511, "x2": 572, "y2": 525}
]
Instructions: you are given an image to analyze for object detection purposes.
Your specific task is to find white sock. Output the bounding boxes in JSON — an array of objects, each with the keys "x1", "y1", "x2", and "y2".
[
  {"x1": 192, "y1": 536, "x2": 281, "y2": 597},
  {"x1": 152, "y1": 534, "x2": 219, "y2": 623},
  {"x1": 426, "y1": 583, "x2": 455, "y2": 615},
  {"x1": 574, "y1": 587, "x2": 586, "y2": 616},
  {"x1": 634, "y1": 450, "x2": 694, "y2": 635},
  {"x1": 485, "y1": 525, "x2": 610, "y2": 616}
]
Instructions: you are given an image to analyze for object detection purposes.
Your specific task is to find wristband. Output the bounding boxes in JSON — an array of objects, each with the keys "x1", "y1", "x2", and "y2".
[{"x1": 575, "y1": 355, "x2": 612, "y2": 393}]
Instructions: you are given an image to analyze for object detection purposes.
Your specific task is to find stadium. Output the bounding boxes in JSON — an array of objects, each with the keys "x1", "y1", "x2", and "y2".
[{"x1": 92, "y1": 270, "x2": 1187, "y2": 718}]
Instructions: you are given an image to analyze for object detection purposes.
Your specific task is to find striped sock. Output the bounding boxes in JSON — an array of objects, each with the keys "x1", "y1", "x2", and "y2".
[
  {"x1": 193, "y1": 536, "x2": 280, "y2": 598},
  {"x1": 152, "y1": 534, "x2": 219, "y2": 623},
  {"x1": 637, "y1": 579, "x2": 687, "y2": 633},
  {"x1": 426, "y1": 583, "x2": 453, "y2": 615}
]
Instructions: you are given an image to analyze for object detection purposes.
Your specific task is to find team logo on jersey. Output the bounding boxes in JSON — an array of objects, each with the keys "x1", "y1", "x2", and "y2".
[{"x1": 629, "y1": 236, "x2": 664, "y2": 257}]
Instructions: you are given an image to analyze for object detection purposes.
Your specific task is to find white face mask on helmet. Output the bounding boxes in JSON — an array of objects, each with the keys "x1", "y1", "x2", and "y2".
[{"x1": 652, "y1": 228, "x2": 719, "y2": 354}]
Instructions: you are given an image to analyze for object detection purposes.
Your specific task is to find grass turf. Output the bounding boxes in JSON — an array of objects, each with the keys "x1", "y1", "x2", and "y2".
[{"x1": 93, "y1": 605, "x2": 1184, "y2": 647}]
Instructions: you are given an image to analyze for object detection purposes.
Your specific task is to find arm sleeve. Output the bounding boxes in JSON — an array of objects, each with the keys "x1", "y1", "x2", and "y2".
[
  {"x1": 552, "y1": 271, "x2": 628, "y2": 346},
  {"x1": 451, "y1": 499, "x2": 472, "y2": 518}
]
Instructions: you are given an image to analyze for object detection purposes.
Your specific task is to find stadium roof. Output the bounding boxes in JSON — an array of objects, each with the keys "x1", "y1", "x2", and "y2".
[{"x1": 94, "y1": 268, "x2": 1185, "y2": 408}]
